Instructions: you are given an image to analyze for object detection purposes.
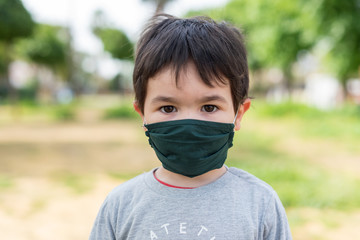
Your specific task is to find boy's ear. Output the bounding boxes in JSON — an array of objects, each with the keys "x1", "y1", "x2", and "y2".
[
  {"x1": 133, "y1": 101, "x2": 144, "y2": 121},
  {"x1": 134, "y1": 102, "x2": 148, "y2": 131},
  {"x1": 234, "y1": 98, "x2": 251, "y2": 131}
]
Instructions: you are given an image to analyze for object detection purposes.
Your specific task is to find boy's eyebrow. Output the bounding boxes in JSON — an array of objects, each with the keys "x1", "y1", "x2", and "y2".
[
  {"x1": 151, "y1": 95, "x2": 228, "y2": 104},
  {"x1": 200, "y1": 95, "x2": 228, "y2": 103},
  {"x1": 151, "y1": 96, "x2": 178, "y2": 104}
]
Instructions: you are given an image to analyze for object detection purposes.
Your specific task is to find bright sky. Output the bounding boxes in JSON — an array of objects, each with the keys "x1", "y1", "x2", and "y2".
[{"x1": 22, "y1": 0, "x2": 229, "y2": 55}]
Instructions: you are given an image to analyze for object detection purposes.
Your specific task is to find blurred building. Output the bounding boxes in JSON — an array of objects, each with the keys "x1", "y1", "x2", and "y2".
[
  {"x1": 304, "y1": 73, "x2": 343, "y2": 110},
  {"x1": 347, "y1": 78, "x2": 360, "y2": 104}
]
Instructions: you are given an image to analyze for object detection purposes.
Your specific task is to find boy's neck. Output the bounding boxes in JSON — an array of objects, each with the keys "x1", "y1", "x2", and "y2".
[{"x1": 154, "y1": 166, "x2": 227, "y2": 188}]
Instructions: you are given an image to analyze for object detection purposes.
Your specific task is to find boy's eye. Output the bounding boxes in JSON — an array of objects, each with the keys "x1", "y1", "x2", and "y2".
[
  {"x1": 160, "y1": 106, "x2": 176, "y2": 113},
  {"x1": 202, "y1": 105, "x2": 217, "y2": 113}
]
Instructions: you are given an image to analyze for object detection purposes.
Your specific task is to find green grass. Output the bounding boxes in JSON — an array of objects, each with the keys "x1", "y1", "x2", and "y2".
[
  {"x1": 103, "y1": 103, "x2": 138, "y2": 119},
  {"x1": 254, "y1": 100, "x2": 360, "y2": 119},
  {"x1": 108, "y1": 171, "x2": 143, "y2": 181},
  {"x1": 0, "y1": 102, "x2": 78, "y2": 123},
  {"x1": 251, "y1": 100, "x2": 360, "y2": 152},
  {"x1": 254, "y1": 101, "x2": 360, "y2": 139},
  {"x1": 52, "y1": 104, "x2": 77, "y2": 121},
  {"x1": 0, "y1": 175, "x2": 13, "y2": 191},
  {"x1": 0, "y1": 96, "x2": 139, "y2": 123},
  {"x1": 255, "y1": 101, "x2": 326, "y2": 118},
  {"x1": 51, "y1": 172, "x2": 94, "y2": 194}
]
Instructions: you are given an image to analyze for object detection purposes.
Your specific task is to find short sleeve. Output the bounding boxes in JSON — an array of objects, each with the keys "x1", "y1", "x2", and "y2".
[
  {"x1": 89, "y1": 197, "x2": 116, "y2": 240},
  {"x1": 262, "y1": 192, "x2": 292, "y2": 240}
]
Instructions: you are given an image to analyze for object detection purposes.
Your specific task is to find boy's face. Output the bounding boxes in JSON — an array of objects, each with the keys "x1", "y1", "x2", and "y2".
[{"x1": 135, "y1": 61, "x2": 250, "y2": 130}]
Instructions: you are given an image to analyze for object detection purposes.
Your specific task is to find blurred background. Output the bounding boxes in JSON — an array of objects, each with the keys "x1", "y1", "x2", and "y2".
[{"x1": 0, "y1": 0, "x2": 359, "y2": 239}]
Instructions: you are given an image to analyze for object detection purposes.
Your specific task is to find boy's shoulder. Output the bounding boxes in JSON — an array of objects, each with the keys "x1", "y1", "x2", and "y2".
[
  {"x1": 226, "y1": 166, "x2": 277, "y2": 196},
  {"x1": 104, "y1": 172, "x2": 147, "y2": 203}
]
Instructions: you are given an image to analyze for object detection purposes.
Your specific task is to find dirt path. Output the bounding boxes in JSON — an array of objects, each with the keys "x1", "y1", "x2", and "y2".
[
  {"x1": 0, "y1": 121, "x2": 158, "y2": 177},
  {"x1": 288, "y1": 208, "x2": 360, "y2": 240},
  {"x1": 0, "y1": 175, "x2": 120, "y2": 240}
]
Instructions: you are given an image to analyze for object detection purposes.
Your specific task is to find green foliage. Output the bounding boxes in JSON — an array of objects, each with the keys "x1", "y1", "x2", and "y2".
[
  {"x1": 0, "y1": 0, "x2": 34, "y2": 94},
  {"x1": 0, "y1": 0, "x2": 34, "y2": 42},
  {"x1": 0, "y1": 42, "x2": 7, "y2": 74},
  {"x1": 103, "y1": 104, "x2": 138, "y2": 119},
  {"x1": 94, "y1": 27, "x2": 134, "y2": 60},
  {"x1": 16, "y1": 24, "x2": 68, "y2": 68},
  {"x1": 91, "y1": 9, "x2": 134, "y2": 61},
  {"x1": 314, "y1": 0, "x2": 360, "y2": 81}
]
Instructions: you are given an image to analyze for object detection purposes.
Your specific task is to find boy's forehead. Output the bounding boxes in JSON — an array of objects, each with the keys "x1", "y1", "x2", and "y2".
[{"x1": 149, "y1": 61, "x2": 229, "y2": 88}]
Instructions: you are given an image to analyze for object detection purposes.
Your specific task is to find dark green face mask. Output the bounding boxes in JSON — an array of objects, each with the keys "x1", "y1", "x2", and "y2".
[{"x1": 144, "y1": 119, "x2": 235, "y2": 178}]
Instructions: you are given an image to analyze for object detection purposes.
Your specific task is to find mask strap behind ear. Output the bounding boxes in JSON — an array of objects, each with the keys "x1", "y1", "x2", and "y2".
[
  {"x1": 232, "y1": 102, "x2": 242, "y2": 125},
  {"x1": 233, "y1": 112, "x2": 238, "y2": 125}
]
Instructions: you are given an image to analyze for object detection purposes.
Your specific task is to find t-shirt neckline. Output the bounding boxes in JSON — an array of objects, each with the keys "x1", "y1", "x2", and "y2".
[
  {"x1": 143, "y1": 166, "x2": 231, "y2": 198},
  {"x1": 152, "y1": 169, "x2": 196, "y2": 189}
]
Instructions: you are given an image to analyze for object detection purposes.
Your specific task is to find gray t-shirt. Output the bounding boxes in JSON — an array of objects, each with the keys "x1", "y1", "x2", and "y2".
[{"x1": 89, "y1": 167, "x2": 292, "y2": 239}]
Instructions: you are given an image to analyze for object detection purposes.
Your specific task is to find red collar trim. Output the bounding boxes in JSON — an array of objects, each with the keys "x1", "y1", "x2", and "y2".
[{"x1": 153, "y1": 170, "x2": 195, "y2": 189}]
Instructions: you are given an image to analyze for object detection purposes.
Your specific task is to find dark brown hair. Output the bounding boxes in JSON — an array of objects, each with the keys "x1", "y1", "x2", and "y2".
[{"x1": 133, "y1": 14, "x2": 249, "y2": 113}]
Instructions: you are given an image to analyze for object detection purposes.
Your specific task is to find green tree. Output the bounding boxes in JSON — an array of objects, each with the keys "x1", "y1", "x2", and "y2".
[
  {"x1": 92, "y1": 10, "x2": 134, "y2": 61},
  {"x1": 0, "y1": 43, "x2": 7, "y2": 74},
  {"x1": 315, "y1": 0, "x2": 360, "y2": 85},
  {"x1": 15, "y1": 24, "x2": 89, "y2": 99},
  {"x1": 95, "y1": 28, "x2": 133, "y2": 61},
  {"x1": 16, "y1": 24, "x2": 68, "y2": 78},
  {"x1": 0, "y1": 0, "x2": 34, "y2": 98},
  {"x1": 0, "y1": 0, "x2": 34, "y2": 42}
]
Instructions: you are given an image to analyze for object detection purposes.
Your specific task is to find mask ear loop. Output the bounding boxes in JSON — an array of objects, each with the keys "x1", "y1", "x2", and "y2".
[
  {"x1": 232, "y1": 106, "x2": 240, "y2": 132},
  {"x1": 233, "y1": 100, "x2": 245, "y2": 126},
  {"x1": 233, "y1": 112, "x2": 238, "y2": 125},
  {"x1": 142, "y1": 117, "x2": 148, "y2": 129}
]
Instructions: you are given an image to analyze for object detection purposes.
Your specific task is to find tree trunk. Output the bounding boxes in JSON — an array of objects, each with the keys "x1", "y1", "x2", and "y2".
[
  {"x1": 283, "y1": 67, "x2": 293, "y2": 100},
  {"x1": 155, "y1": 0, "x2": 167, "y2": 14}
]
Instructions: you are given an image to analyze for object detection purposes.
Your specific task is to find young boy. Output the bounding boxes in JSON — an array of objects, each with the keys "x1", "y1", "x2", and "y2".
[{"x1": 90, "y1": 14, "x2": 292, "y2": 239}]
